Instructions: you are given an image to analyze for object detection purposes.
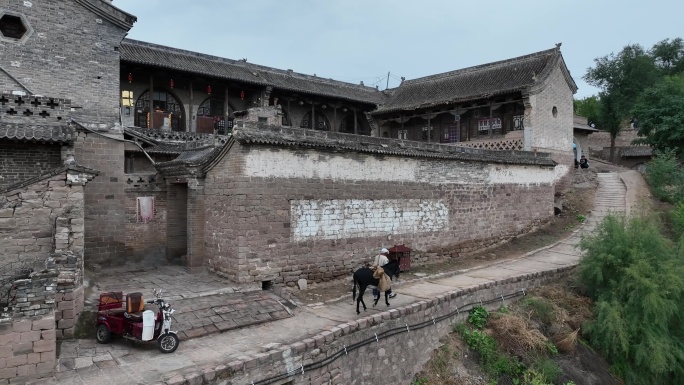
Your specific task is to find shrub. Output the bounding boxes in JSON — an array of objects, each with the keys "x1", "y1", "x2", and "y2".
[
  {"x1": 577, "y1": 213, "x2": 684, "y2": 384},
  {"x1": 670, "y1": 202, "x2": 684, "y2": 239},
  {"x1": 645, "y1": 149, "x2": 684, "y2": 203},
  {"x1": 467, "y1": 306, "x2": 489, "y2": 329},
  {"x1": 520, "y1": 297, "x2": 555, "y2": 326}
]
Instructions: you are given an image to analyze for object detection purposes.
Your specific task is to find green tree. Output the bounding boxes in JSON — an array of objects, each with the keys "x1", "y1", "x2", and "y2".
[
  {"x1": 578, "y1": 214, "x2": 684, "y2": 385},
  {"x1": 650, "y1": 38, "x2": 684, "y2": 75},
  {"x1": 632, "y1": 74, "x2": 684, "y2": 155},
  {"x1": 584, "y1": 44, "x2": 660, "y2": 161},
  {"x1": 573, "y1": 95, "x2": 600, "y2": 124}
]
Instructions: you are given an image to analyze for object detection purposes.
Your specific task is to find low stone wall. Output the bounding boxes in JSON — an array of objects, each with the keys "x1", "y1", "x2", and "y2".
[
  {"x1": 51, "y1": 252, "x2": 84, "y2": 339},
  {"x1": 0, "y1": 270, "x2": 58, "y2": 382},
  {"x1": 158, "y1": 266, "x2": 574, "y2": 385}
]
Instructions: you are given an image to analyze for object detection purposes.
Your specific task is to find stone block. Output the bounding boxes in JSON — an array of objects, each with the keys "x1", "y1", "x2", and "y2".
[
  {"x1": 12, "y1": 320, "x2": 32, "y2": 333},
  {"x1": 32, "y1": 340, "x2": 54, "y2": 354},
  {"x1": 31, "y1": 317, "x2": 55, "y2": 331},
  {"x1": 19, "y1": 331, "x2": 41, "y2": 343},
  {"x1": 6, "y1": 355, "x2": 27, "y2": 368},
  {"x1": 57, "y1": 318, "x2": 75, "y2": 330},
  {"x1": 0, "y1": 208, "x2": 14, "y2": 218}
]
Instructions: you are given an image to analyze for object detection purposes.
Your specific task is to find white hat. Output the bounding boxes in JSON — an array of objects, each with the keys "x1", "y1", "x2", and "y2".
[{"x1": 380, "y1": 248, "x2": 389, "y2": 254}]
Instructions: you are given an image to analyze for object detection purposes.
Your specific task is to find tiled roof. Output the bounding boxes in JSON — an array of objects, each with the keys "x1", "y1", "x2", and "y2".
[
  {"x1": 573, "y1": 122, "x2": 598, "y2": 132},
  {"x1": 620, "y1": 146, "x2": 653, "y2": 157},
  {"x1": 1, "y1": 163, "x2": 98, "y2": 194},
  {"x1": 374, "y1": 47, "x2": 576, "y2": 114},
  {"x1": 230, "y1": 124, "x2": 556, "y2": 167},
  {"x1": 120, "y1": 39, "x2": 387, "y2": 105},
  {"x1": 154, "y1": 145, "x2": 223, "y2": 177},
  {"x1": 0, "y1": 123, "x2": 75, "y2": 143}
]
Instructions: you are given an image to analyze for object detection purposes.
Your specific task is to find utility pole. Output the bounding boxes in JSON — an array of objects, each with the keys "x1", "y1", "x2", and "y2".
[{"x1": 386, "y1": 71, "x2": 390, "y2": 90}]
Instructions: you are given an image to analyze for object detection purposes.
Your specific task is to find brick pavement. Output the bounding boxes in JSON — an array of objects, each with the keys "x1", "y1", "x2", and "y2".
[{"x1": 25, "y1": 172, "x2": 628, "y2": 385}]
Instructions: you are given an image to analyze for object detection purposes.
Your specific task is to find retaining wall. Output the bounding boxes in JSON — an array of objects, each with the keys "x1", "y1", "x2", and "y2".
[{"x1": 156, "y1": 266, "x2": 575, "y2": 385}]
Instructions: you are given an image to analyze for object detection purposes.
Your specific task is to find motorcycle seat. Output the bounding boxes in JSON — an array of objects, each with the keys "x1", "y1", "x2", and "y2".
[{"x1": 125, "y1": 292, "x2": 145, "y2": 321}]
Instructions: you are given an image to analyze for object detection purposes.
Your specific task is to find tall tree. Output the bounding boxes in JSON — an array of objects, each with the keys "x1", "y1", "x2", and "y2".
[
  {"x1": 573, "y1": 95, "x2": 601, "y2": 125},
  {"x1": 632, "y1": 74, "x2": 684, "y2": 155},
  {"x1": 584, "y1": 44, "x2": 660, "y2": 161},
  {"x1": 650, "y1": 38, "x2": 684, "y2": 75}
]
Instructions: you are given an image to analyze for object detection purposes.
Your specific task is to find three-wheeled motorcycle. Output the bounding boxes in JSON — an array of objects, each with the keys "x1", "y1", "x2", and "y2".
[{"x1": 95, "y1": 289, "x2": 179, "y2": 353}]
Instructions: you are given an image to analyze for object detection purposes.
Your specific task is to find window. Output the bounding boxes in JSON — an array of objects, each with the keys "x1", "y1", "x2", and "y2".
[
  {"x1": 0, "y1": 15, "x2": 27, "y2": 40},
  {"x1": 478, "y1": 118, "x2": 502, "y2": 133},
  {"x1": 122, "y1": 90, "x2": 134, "y2": 116},
  {"x1": 397, "y1": 130, "x2": 408, "y2": 140},
  {"x1": 513, "y1": 115, "x2": 525, "y2": 130},
  {"x1": 258, "y1": 117, "x2": 268, "y2": 123}
]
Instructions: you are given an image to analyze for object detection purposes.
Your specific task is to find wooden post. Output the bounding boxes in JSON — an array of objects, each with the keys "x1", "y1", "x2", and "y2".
[
  {"x1": 489, "y1": 101, "x2": 493, "y2": 138},
  {"x1": 353, "y1": 108, "x2": 357, "y2": 134},
  {"x1": 401, "y1": 113, "x2": 404, "y2": 139},
  {"x1": 311, "y1": 103, "x2": 315, "y2": 129},
  {"x1": 148, "y1": 74, "x2": 154, "y2": 129},
  {"x1": 287, "y1": 99, "x2": 291, "y2": 126},
  {"x1": 224, "y1": 85, "x2": 230, "y2": 133},
  {"x1": 188, "y1": 80, "x2": 194, "y2": 133},
  {"x1": 333, "y1": 105, "x2": 337, "y2": 132},
  {"x1": 427, "y1": 114, "x2": 431, "y2": 143}
]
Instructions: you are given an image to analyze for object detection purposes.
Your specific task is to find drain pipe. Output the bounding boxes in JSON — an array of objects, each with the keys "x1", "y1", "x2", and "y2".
[{"x1": 70, "y1": 120, "x2": 156, "y2": 165}]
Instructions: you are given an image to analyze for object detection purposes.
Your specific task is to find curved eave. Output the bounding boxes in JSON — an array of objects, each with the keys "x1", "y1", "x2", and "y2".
[{"x1": 371, "y1": 87, "x2": 527, "y2": 116}]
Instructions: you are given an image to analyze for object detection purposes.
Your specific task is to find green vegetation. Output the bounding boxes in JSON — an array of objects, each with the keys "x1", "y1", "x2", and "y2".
[
  {"x1": 577, "y1": 213, "x2": 684, "y2": 385},
  {"x1": 578, "y1": 36, "x2": 684, "y2": 161},
  {"x1": 645, "y1": 149, "x2": 684, "y2": 203}
]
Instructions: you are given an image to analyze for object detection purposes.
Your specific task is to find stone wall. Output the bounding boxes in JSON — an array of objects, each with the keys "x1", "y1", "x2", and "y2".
[
  {"x1": 0, "y1": 170, "x2": 87, "y2": 266},
  {"x1": 0, "y1": 0, "x2": 132, "y2": 127},
  {"x1": 204, "y1": 143, "x2": 555, "y2": 285},
  {"x1": 51, "y1": 252, "x2": 84, "y2": 339},
  {"x1": 0, "y1": 142, "x2": 62, "y2": 190},
  {"x1": 0, "y1": 269, "x2": 57, "y2": 382},
  {"x1": 158, "y1": 267, "x2": 574, "y2": 385}
]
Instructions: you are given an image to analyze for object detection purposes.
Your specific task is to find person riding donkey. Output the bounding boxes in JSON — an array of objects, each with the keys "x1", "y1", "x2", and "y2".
[{"x1": 371, "y1": 248, "x2": 397, "y2": 300}]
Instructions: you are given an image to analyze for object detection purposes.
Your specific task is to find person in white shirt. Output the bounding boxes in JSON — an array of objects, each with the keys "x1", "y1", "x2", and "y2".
[{"x1": 372, "y1": 248, "x2": 396, "y2": 300}]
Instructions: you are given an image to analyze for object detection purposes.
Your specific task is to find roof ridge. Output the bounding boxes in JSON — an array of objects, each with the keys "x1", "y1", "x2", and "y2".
[
  {"x1": 399, "y1": 47, "x2": 559, "y2": 87},
  {"x1": 122, "y1": 39, "x2": 383, "y2": 94}
]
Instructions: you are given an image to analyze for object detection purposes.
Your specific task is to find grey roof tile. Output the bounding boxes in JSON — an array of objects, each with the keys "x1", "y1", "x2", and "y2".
[
  {"x1": 120, "y1": 39, "x2": 387, "y2": 105},
  {"x1": 374, "y1": 48, "x2": 574, "y2": 114},
  {"x1": 0, "y1": 123, "x2": 75, "y2": 143}
]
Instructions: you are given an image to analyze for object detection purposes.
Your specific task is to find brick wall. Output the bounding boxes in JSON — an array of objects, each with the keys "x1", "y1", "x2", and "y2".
[
  {"x1": 124, "y1": 180, "x2": 167, "y2": 265},
  {"x1": 204, "y1": 144, "x2": 555, "y2": 285},
  {"x1": 166, "y1": 182, "x2": 187, "y2": 264},
  {"x1": 0, "y1": 172, "x2": 86, "y2": 266},
  {"x1": 527, "y1": 63, "x2": 575, "y2": 191},
  {"x1": 0, "y1": 142, "x2": 62, "y2": 189},
  {"x1": 0, "y1": 0, "x2": 131, "y2": 127},
  {"x1": 72, "y1": 131, "x2": 126, "y2": 267}
]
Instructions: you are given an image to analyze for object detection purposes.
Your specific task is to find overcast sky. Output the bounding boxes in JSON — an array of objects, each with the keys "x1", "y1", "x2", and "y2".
[{"x1": 115, "y1": 0, "x2": 682, "y2": 99}]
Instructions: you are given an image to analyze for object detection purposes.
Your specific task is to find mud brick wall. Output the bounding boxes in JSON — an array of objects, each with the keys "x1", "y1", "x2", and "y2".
[
  {"x1": 204, "y1": 143, "x2": 555, "y2": 285},
  {"x1": 161, "y1": 267, "x2": 574, "y2": 385},
  {"x1": 0, "y1": 142, "x2": 62, "y2": 190},
  {"x1": 0, "y1": 269, "x2": 58, "y2": 382},
  {"x1": 0, "y1": 173, "x2": 86, "y2": 266},
  {"x1": 124, "y1": 178, "x2": 168, "y2": 265}
]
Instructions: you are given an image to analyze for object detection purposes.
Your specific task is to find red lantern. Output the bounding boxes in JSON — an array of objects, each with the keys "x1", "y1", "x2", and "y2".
[
  {"x1": 207, "y1": 85, "x2": 212, "y2": 95},
  {"x1": 170, "y1": 79, "x2": 174, "y2": 89},
  {"x1": 128, "y1": 73, "x2": 133, "y2": 84},
  {"x1": 240, "y1": 91, "x2": 245, "y2": 100}
]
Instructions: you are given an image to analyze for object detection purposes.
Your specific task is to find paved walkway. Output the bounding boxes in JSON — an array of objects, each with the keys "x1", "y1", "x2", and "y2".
[
  {"x1": 85, "y1": 266, "x2": 292, "y2": 340},
  {"x1": 31, "y1": 172, "x2": 628, "y2": 385}
]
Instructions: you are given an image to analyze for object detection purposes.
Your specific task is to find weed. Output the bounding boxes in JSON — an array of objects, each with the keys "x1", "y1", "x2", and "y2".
[
  {"x1": 520, "y1": 297, "x2": 555, "y2": 325},
  {"x1": 467, "y1": 306, "x2": 489, "y2": 329},
  {"x1": 577, "y1": 214, "x2": 587, "y2": 223},
  {"x1": 412, "y1": 377, "x2": 428, "y2": 385},
  {"x1": 546, "y1": 342, "x2": 558, "y2": 356},
  {"x1": 530, "y1": 357, "x2": 561, "y2": 383}
]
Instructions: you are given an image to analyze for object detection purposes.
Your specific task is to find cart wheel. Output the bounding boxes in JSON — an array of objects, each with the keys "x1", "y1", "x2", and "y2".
[
  {"x1": 96, "y1": 324, "x2": 111, "y2": 344},
  {"x1": 157, "y1": 333, "x2": 179, "y2": 353}
]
